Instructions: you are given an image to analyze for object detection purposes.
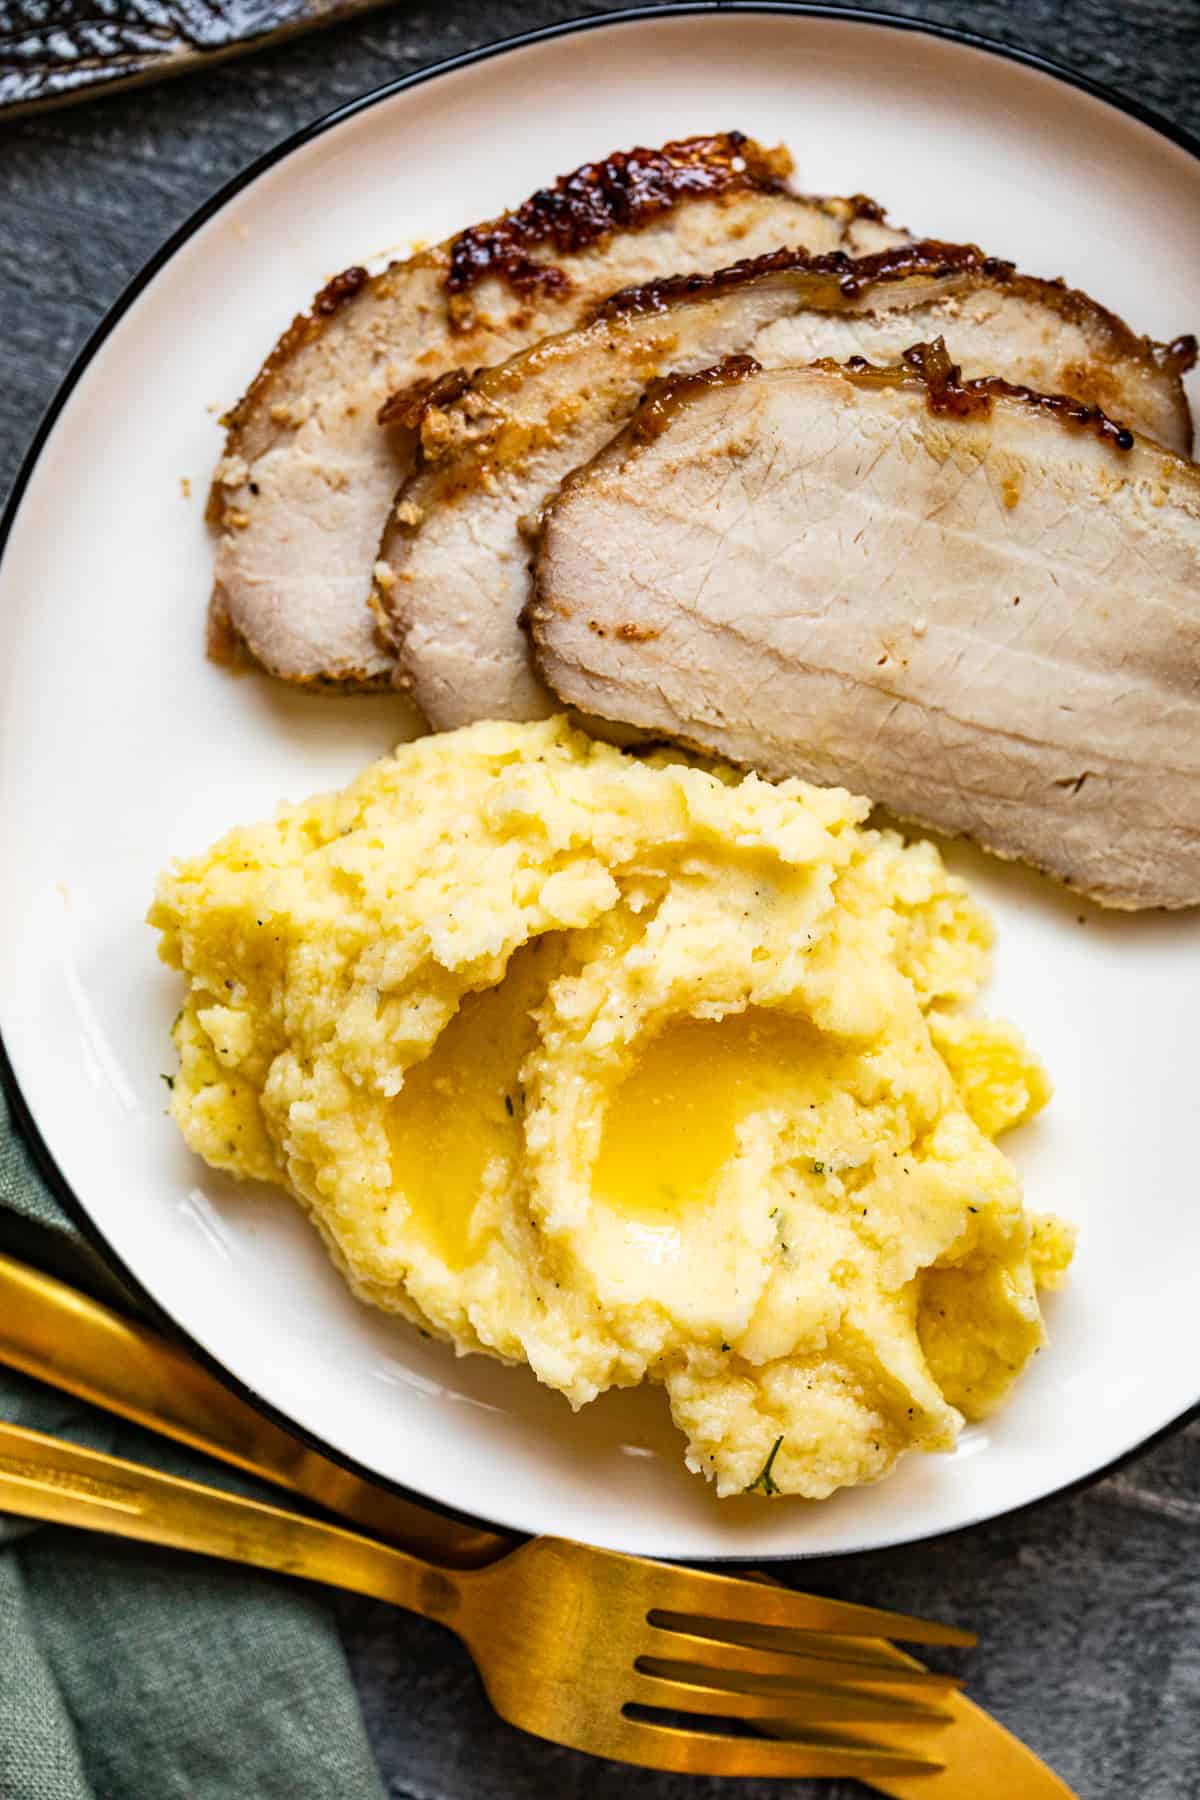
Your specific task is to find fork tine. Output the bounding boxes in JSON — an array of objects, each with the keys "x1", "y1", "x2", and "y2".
[
  {"x1": 642, "y1": 1567, "x2": 975, "y2": 1645},
  {"x1": 648, "y1": 1615, "x2": 953, "y2": 1669},
  {"x1": 628, "y1": 1667, "x2": 955, "y2": 1726},
  {"x1": 640, "y1": 1629, "x2": 964, "y2": 1692},
  {"x1": 604, "y1": 1714, "x2": 945, "y2": 1778}
]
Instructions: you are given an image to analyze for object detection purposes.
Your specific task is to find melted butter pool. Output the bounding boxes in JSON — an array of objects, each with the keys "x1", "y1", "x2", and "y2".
[
  {"x1": 591, "y1": 1011, "x2": 828, "y2": 1226},
  {"x1": 385, "y1": 943, "x2": 550, "y2": 1269}
]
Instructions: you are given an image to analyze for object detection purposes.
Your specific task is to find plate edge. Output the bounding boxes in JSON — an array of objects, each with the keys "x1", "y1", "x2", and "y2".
[{"x1": 2, "y1": 0, "x2": 1198, "y2": 1560}]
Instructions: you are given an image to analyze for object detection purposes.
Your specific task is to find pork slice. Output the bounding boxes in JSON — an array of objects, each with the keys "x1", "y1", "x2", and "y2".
[
  {"x1": 209, "y1": 132, "x2": 884, "y2": 688},
  {"x1": 378, "y1": 242, "x2": 1194, "y2": 729},
  {"x1": 529, "y1": 346, "x2": 1200, "y2": 910}
]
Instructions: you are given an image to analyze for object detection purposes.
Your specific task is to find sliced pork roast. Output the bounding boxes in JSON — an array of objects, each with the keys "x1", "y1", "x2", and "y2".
[
  {"x1": 209, "y1": 133, "x2": 903, "y2": 687},
  {"x1": 529, "y1": 345, "x2": 1200, "y2": 910},
  {"x1": 376, "y1": 243, "x2": 1194, "y2": 727}
]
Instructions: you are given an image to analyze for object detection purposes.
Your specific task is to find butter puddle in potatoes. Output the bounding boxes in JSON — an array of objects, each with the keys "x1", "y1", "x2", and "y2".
[{"x1": 150, "y1": 717, "x2": 1072, "y2": 1499}]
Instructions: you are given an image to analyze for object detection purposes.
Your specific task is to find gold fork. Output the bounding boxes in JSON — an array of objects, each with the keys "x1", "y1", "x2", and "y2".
[
  {"x1": 0, "y1": 1250, "x2": 503, "y2": 1565},
  {"x1": 0, "y1": 1418, "x2": 967, "y2": 1781},
  {"x1": 0, "y1": 1253, "x2": 1078, "y2": 1792}
]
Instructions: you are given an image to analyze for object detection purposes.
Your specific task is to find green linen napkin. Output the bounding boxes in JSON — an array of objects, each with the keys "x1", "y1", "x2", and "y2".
[{"x1": 0, "y1": 1083, "x2": 387, "y2": 1800}]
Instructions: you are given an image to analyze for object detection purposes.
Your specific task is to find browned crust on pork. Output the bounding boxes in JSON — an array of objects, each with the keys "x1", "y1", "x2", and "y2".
[
  {"x1": 590, "y1": 241, "x2": 1195, "y2": 454},
  {"x1": 444, "y1": 131, "x2": 793, "y2": 296},
  {"x1": 1164, "y1": 333, "x2": 1200, "y2": 376},
  {"x1": 623, "y1": 353, "x2": 765, "y2": 443},
  {"x1": 210, "y1": 131, "x2": 794, "y2": 521},
  {"x1": 837, "y1": 337, "x2": 1138, "y2": 449},
  {"x1": 377, "y1": 369, "x2": 472, "y2": 431},
  {"x1": 798, "y1": 190, "x2": 889, "y2": 224},
  {"x1": 595, "y1": 241, "x2": 1194, "y2": 377},
  {"x1": 592, "y1": 238, "x2": 1011, "y2": 317}
]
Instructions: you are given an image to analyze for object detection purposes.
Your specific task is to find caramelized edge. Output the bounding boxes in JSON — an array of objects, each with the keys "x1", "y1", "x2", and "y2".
[
  {"x1": 620, "y1": 338, "x2": 1150, "y2": 451},
  {"x1": 378, "y1": 369, "x2": 472, "y2": 430},
  {"x1": 838, "y1": 337, "x2": 1138, "y2": 451},
  {"x1": 593, "y1": 239, "x2": 1009, "y2": 317},
  {"x1": 445, "y1": 131, "x2": 793, "y2": 296},
  {"x1": 629, "y1": 353, "x2": 765, "y2": 440}
]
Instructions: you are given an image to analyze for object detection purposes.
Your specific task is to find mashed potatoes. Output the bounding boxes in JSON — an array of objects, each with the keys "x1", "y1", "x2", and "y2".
[{"x1": 150, "y1": 718, "x2": 1072, "y2": 1498}]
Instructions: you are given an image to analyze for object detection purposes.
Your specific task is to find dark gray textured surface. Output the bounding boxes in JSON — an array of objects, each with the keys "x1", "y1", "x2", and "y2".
[{"x1": 2, "y1": 4, "x2": 1198, "y2": 1796}]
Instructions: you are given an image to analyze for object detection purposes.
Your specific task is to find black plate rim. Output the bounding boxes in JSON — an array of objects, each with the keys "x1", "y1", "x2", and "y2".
[{"x1": 2, "y1": 0, "x2": 1197, "y2": 1561}]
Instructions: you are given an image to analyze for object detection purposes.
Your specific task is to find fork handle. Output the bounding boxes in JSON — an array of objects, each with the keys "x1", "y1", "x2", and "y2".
[
  {"x1": 0, "y1": 1250, "x2": 505, "y2": 1566},
  {"x1": 0, "y1": 1420, "x2": 465, "y2": 1624}
]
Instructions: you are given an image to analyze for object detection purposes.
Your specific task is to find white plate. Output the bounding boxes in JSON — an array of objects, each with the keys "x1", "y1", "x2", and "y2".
[{"x1": 2, "y1": 5, "x2": 1198, "y2": 1561}]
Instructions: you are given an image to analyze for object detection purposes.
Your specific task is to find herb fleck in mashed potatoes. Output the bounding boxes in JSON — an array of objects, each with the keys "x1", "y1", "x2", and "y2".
[{"x1": 150, "y1": 718, "x2": 1072, "y2": 1498}]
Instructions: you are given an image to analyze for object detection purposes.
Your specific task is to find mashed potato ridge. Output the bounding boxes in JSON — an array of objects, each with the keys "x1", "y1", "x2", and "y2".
[{"x1": 150, "y1": 718, "x2": 1073, "y2": 1499}]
